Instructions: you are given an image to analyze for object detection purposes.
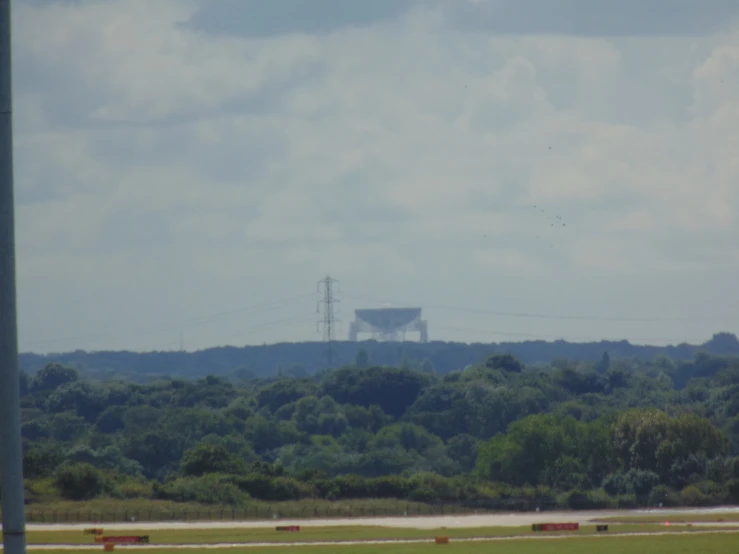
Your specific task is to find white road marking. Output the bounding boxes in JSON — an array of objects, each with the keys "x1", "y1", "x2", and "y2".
[{"x1": 24, "y1": 506, "x2": 739, "y2": 532}]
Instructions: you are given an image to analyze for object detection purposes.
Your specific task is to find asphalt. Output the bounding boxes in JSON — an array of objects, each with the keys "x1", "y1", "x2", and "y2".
[
  {"x1": 24, "y1": 505, "x2": 739, "y2": 531},
  {"x1": 17, "y1": 506, "x2": 739, "y2": 550}
]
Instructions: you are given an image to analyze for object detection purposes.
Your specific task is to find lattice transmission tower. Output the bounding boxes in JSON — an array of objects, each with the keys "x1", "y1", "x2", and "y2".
[{"x1": 317, "y1": 275, "x2": 340, "y2": 368}]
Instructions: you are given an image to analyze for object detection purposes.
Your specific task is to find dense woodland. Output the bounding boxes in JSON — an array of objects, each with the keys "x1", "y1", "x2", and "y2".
[
  {"x1": 19, "y1": 344, "x2": 739, "y2": 510},
  {"x1": 20, "y1": 332, "x2": 739, "y2": 381}
]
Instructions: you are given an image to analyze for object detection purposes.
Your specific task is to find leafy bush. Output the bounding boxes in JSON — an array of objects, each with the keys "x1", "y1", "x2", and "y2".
[
  {"x1": 180, "y1": 444, "x2": 246, "y2": 477},
  {"x1": 648, "y1": 485, "x2": 681, "y2": 507},
  {"x1": 223, "y1": 474, "x2": 315, "y2": 501},
  {"x1": 727, "y1": 479, "x2": 739, "y2": 503},
  {"x1": 24, "y1": 478, "x2": 58, "y2": 503},
  {"x1": 55, "y1": 463, "x2": 109, "y2": 500},
  {"x1": 155, "y1": 475, "x2": 249, "y2": 505},
  {"x1": 615, "y1": 494, "x2": 639, "y2": 508},
  {"x1": 115, "y1": 478, "x2": 153, "y2": 499},
  {"x1": 680, "y1": 485, "x2": 707, "y2": 506},
  {"x1": 407, "y1": 473, "x2": 461, "y2": 503},
  {"x1": 559, "y1": 489, "x2": 613, "y2": 510},
  {"x1": 690, "y1": 480, "x2": 727, "y2": 505},
  {"x1": 604, "y1": 469, "x2": 660, "y2": 497}
]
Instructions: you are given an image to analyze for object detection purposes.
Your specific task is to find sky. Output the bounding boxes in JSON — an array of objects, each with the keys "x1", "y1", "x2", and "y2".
[{"x1": 11, "y1": 0, "x2": 739, "y2": 354}]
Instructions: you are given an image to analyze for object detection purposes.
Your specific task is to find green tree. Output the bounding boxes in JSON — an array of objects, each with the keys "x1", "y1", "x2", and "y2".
[
  {"x1": 599, "y1": 352, "x2": 611, "y2": 373},
  {"x1": 321, "y1": 366, "x2": 433, "y2": 419},
  {"x1": 124, "y1": 431, "x2": 185, "y2": 479},
  {"x1": 95, "y1": 405, "x2": 127, "y2": 434},
  {"x1": 31, "y1": 364, "x2": 79, "y2": 393},
  {"x1": 355, "y1": 348, "x2": 370, "y2": 368},
  {"x1": 446, "y1": 434, "x2": 480, "y2": 472},
  {"x1": 485, "y1": 353, "x2": 524, "y2": 373},
  {"x1": 55, "y1": 463, "x2": 107, "y2": 500},
  {"x1": 24, "y1": 444, "x2": 65, "y2": 479},
  {"x1": 180, "y1": 443, "x2": 246, "y2": 477},
  {"x1": 257, "y1": 379, "x2": 318, "y2": 413}
]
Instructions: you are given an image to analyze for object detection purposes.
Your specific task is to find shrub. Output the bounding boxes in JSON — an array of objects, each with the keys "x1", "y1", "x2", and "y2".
[
  {"x1": 559, "y1": 489, "x2": 613, "y2": 510},
  {"x1": 602, "y1": 473, "x2": 623, "y2": 496},
  {"x1": 727, "y1": 479, "x2": 739, "y2": 503},
  {"x1": 648, "y1": 485, "x2": 681, "y2": 507},
  {"x1": 615, "y1": 493, "x2": 640, "y2": 508},
  {"x1": 55, "y1": 463, "x2": 108, "y2": 500},
  {"x1": 180, "y1": 443, "x2": 246, "y2": 477},
  {"x1": 226, "y1": 474, "x2": 315, "y2": 501},
  {"x1": 603, "y1": 470, "x2": 659, "y2": 497},
  {"x1": 692, "y1": 480, "x2": 727, "y2": 505},
  {"x1": 407, "y1": 473, "x2": 460, "y2": 503},
  {"x1": 372, "y1": 476, "x2": 413, "y2": 499},
  {"x1": 115, "y1": 479, "x2": 153, "y2": 499},
  {"x1": 156, "y1": 475, "x2": 248, "y2": 505},
  {"x1": 316, "y1": 474, "x2": 373, "y2": 500},
  {"x1": 680, "y1": 485, "x2": 707, "y2": 506},
  {"x1": 24, "y1": 478, "x2": 58, "y2": 503},
  {"x1": 622, "y1": 469, "x2": 660, "y2": 496}
]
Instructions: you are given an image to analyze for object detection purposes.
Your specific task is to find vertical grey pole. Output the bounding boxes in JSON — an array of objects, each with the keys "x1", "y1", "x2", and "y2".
[{"x1": 0, "y1": 1, "x2": 27, "y2": 553}]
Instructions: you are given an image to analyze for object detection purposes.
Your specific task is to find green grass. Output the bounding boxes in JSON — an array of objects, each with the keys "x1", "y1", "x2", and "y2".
[
  {"x1": 28, "y1": 532, "x2": 739, "y2": 554},
  {"x1": 20, "y1": 498, "x2": 469, "y2": 523},
  {"x1": 26, "y1": 523, "x2": 729, "y2": 545}
]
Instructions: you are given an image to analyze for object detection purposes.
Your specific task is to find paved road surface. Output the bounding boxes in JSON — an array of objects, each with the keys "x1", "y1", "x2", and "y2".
[{"x1": 25, "y1": 506, "x2": 739, "y2": 531}]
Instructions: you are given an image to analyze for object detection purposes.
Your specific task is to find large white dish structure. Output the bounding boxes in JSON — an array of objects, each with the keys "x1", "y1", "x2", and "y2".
[{"x1": 349, "y1": 308, "x2": 428, "y2": 343}]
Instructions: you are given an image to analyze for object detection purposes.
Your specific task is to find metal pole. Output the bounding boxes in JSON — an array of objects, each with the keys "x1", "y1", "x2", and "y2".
[{"x1": 0, "y1": 1, "x2": 27, "y2": 553}]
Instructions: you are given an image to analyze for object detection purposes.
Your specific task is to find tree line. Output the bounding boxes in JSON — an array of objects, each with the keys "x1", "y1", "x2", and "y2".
[
  {"x1": 19, "y1": 332, "x2": 739, "y2": 381},
  {"x1": 19, "y1": 348, "x2": 739, "y2": 509}
]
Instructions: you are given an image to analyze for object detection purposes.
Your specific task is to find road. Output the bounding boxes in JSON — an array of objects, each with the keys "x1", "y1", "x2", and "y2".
[{"x1": 24, "y1": 505, "x2": 739, "y2": 531}]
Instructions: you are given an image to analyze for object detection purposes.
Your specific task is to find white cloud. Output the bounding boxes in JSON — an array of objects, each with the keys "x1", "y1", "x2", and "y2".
[{"x1": 11, "y1": 0, "x2": 739, "y2": 352}]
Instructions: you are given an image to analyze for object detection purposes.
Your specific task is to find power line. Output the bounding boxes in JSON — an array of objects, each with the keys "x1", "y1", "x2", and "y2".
[
  {"x1": 141, "y1": 312, "x2": 318, "y2": 352},
  {"x1": 433, "y1": 323, "x2": 708, "y2": 345},
  {"x1": 317, "y1": 276, "x2": 340, "y2": 368},
  {"x1": 343, "y1": 293, "x2": 737, "y2": 323},
  {"x1": 22, "y1": 293, "x2": 315, "y2": 349}
]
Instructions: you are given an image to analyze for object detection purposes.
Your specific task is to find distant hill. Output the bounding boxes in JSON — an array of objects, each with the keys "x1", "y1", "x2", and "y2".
[{"x1": 18, "y1": 332, "x2": 739, "y2": 382}]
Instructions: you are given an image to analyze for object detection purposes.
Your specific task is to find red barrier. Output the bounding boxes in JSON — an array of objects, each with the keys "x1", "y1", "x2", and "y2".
[
  {"x1": 541, "y1": 523, "x2": 579, "y2": 531},
  {"x1": 102, "y1": 536, "x2": 150, "y2": 544},
  {"x1": 275, "y1": 526, "x2": 301, "y2": 532}
]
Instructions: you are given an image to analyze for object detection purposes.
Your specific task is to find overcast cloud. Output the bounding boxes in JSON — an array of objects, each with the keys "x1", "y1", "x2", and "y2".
[{"x1": 12, "y1": 0, "x2": 739, "y2": 353}]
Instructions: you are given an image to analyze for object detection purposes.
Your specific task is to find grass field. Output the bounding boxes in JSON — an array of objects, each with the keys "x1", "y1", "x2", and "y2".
[
  {"x1": 26, "y1": 532, "x2": 739, "y2": 553},
  {"x1": 26, "y1": 522, "x2": 732, "y2": 545},
  {"x1": 18, "y1": 498, "x2": 475, "y2": 523}
]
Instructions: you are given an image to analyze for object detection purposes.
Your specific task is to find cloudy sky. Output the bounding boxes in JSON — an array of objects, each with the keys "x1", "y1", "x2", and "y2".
[{"x1": 12, "y1": 0, "x2": 739, "y2": 353}]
